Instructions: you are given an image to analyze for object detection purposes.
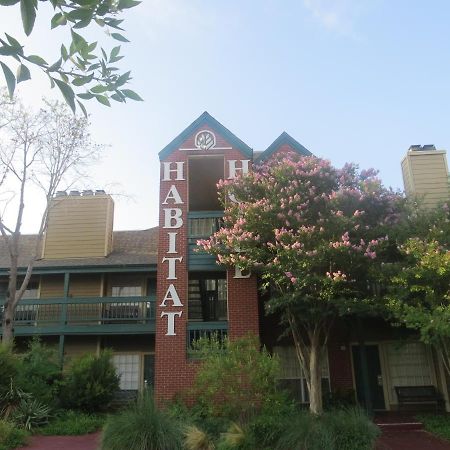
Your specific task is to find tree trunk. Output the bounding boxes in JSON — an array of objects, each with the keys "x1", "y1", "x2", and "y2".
[
  {"x1": 1, "y1": 299, "x2": 14, "y2": 344},
  {"x1": 308, "y1": 331, "x2": 323, "y2": 415}
]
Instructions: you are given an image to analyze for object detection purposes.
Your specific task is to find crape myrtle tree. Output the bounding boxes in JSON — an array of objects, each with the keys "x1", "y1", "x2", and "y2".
[
  {"x1": 387, "y1": 205, "x2": 450, "y2": 377},
  {"x1": 0, "y1": 0, "x2": 142, "y2": 114},
  {"x1": 0, "y1": 89, "x2": 102, "y2": 343},
  {"x1": 199, "y1": 153, "x2": 405, "y2": 415}
]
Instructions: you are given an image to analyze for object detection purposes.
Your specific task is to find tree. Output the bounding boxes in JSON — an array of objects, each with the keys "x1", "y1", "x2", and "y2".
[
  {"x1": 0, "y1": 88, "x2": 102, "y2": 342},
  {"x1": 387, "y1": 205, "x2": 450, "y2": 376},
  {"x1": 191, "y1": 333, "x2": 280, "y2": 422},
  {"x1": 0, "y1": 0, "x2": 142, "y2": 114},
  {"x1": 199, "y1": 153, "x2": 405, "y2": 414}
]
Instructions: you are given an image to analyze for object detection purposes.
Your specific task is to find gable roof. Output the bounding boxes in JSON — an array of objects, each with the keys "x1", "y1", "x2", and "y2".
[
  {"x1": 159, "y1": 111, "x2": 253, "y2": 160},
  {"x1": 256, "y1": 131, "x2": 312, "y2": 162}
]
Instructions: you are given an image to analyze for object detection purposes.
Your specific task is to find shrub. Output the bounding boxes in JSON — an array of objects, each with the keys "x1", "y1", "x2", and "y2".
[
  {"x1": 275, "y1": 408, "x2": 379, "y2": 450},
  {"x1": 101, "y1": 391, "x2": 183, "y2": 450},
  {"x1": 191, "y1": 334, "x2": 279, "y2": 422},
  {"x1": 0, "y1": 345, "x2": 18, "y2": 398},
  {"x1": 325, "y1": 408, "x2": 380, "y2": 450},
  {"x1": 38, "y1": 410, "x2": 105, "y2": 435},
  {"x1": 60, "y1": 350, "x2": 119, "y2": 412},
  {"x1": 0, "y1": 420, "x2": 29, "y2": 450},
  {"x1": 416, "y1": 414, "x2": 450, "y2": 442},
  {"x1": 16, "y1": 338, "x2": 61, "y2": 405},
  {"x1": 184, "y1": 425, "x2": 215, "y2": 450},
  {"x1": 12, "y1": 398, "x2": 51, "y2": 431}
]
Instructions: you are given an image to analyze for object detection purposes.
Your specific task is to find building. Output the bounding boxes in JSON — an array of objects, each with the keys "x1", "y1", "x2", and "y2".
[
  {"x1": 401, "y1": 144, "x2": 450, "y2": 209},
  {"x1": 1, "y1": 112, "x2": 449, "y2": 411}
]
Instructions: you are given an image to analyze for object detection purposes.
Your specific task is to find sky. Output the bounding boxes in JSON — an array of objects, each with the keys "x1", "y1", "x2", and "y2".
[{"x1": 1, "y1": 0, "x2": 450, "y2": 233}]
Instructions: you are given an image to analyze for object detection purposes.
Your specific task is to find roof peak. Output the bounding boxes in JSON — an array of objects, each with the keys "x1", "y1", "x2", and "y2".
[{"x1": 256, "y1": 132, "x2": 312, "y2": 162}]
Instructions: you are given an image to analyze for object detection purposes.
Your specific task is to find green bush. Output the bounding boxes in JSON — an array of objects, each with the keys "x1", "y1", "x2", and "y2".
[
  {"x1": 0, "y1": 345, "x2": 18, "y2": 398},
  {"x1": 325, "y1": 408, "x2": 380, "y2": 450},
  {"x1": 0, "y1": 420, "x2": 29, "y2": 450},
  {"x1": 275, "y1": 408, "x2": 379, "y2": 450},
  {"x1": 416, "y1": 414, "x2": 450, "y2": 441},
  {"x1": 16, "y1": 338, "x2": 61, "y2": 405},
  {"x1": 12, "y1": 398, "x2": 51, "y2": 431},
  {"x1": 191, "y1": 334, "x2": 280, "y2": 422},
  {"x1": 60, "y1": 350, "x2": 119, "y2": 412},
  {"x1": 38, "y1": 410, "x2": 105, "y2": 435},
  {"x1": 101, "y1": 391, "x2": 183, "y2": 450}
]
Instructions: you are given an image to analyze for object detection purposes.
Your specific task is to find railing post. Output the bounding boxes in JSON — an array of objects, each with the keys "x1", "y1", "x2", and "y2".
[{"x1": 59, "y1": 272, "x2": 70, "y2": 368}]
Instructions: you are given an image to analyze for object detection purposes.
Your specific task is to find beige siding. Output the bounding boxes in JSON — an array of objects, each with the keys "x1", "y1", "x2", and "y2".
[
  {"x1": 39, "y1": 275, "x2": 64, "y2": 298},
  {"x1": 402, "y1": 150, "x2": 450, "y2": 208},
  {"x1": 42, "y1": 195, "x2": 114, "y2": 259},
  {"x1": 64, "y1": 336, "x2": 99, "y2": 365}
]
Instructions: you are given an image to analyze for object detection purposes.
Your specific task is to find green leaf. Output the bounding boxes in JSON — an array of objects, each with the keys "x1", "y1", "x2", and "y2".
[
  {"x1": 77, "y1": 92, "x2": 95, "y2": 100},
  {"x1": 72, "y1": 73, "x2": 93, "y2": 86},
  {"x1": 109, "y1": 55, "x2": 124, "y2": 63},
  {"x1": 115, "y1": 70, "x2": 131, "y2": 87},
  {"x1": 0, "y1": 45, "x2": 17, "y2": 56},
  {"x1": 27, "y1": 54, "x2": 47, "y2": 65},
  {"x1": 73, "y1": 18, "x2": 92, "y2": 29},
  {"x1": 121, "y1": 89, "x2": 143, "y2": 101},
  {"x1": 110, "y1": 45, "x2": 121, "y2": 60},
  {"x1": 0, "y1": 0, "x2": 20, "y2": 6},
  {"x1": 51, "y1": 12, "x2": 67, "y2": 28},
  {"x1": 71, "y1": 29, "x2": 87, "y2": 52},
  {"x1": 16, "y1": 63, "x2": 31, "y2": 83},
  {"x1": 61, "y1": 44, "x2": 69, "y2": 61},
  {"x1": 0, "y1": 62, "x2": 16, "y2": 98},
  {"x1": 118, "y1": 0, "x2": 140, "y2": 9},
  {"x1": 20, "y1": 0, "x2": 37, "y2": 36},
  {"x1": 48, "y1": 57, "x2": 62, "y2": 72},
  {"x1": 90, "y1": 84, "x2": 108, "y2": 93},
  {"x1": 5, "y1": 34, "x2": 22, "y2": 53},
  {"x1": 95, "y1": 94, "x2": 110, "y2": 106},
  {"x1": 67, "y1": 9, "x2": 92, "y2": 22},
  {"x1": 111, "y1": 33, "x2": 129, "y2": 43},
  {"x1": 76, "y1": 100, "x2": 88, "y2": 118},
  {"x1": 111, "y1": 92, "x2": 125, "y2": 102},
  {"x1": 53, "y1": 78, "x2": 76, "y2": 113}
]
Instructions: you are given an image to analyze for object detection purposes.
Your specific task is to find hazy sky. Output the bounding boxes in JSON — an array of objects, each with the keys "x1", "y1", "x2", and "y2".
[{"x1": 1, "y1": 0, "x2": 449, "y2": 233}]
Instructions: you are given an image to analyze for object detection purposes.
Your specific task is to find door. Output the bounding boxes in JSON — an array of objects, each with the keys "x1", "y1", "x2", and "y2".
[{"x1": 352, "y1": 345, "x2": 386, "y2": 410}]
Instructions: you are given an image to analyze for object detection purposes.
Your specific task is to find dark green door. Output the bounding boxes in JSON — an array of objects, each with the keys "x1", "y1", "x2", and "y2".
[
  {"x1": 352, "y1": 345, "x2": 386, "y2": 410},
  {"x1": 143, "y1": 354, "x2": 155, "y2": 389}
]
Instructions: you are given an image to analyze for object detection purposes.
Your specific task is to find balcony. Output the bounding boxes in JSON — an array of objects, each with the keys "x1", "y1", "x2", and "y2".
[
  {"x1": 188, "y1": 211, "x2": 223, "y2": 270},
  {"x1": 187, "y1": 321, "x2": 228, "y2": 356},
  {"x1": 0, "y1": 296, "x2": 156, "y2": 336}
]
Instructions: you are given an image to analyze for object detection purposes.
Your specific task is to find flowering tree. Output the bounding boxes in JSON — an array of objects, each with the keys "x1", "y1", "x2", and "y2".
[
  {"x1": 199, "y1": 153, "x2": 404, "y2": 415},
  {"x1": 387, "y1": 206, "x2": 450, "y2": 377}
]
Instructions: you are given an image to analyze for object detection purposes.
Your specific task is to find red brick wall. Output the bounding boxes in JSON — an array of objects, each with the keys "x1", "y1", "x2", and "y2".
[{"x1": 155, "y1": 124, "x2": 259, "y2": 403}]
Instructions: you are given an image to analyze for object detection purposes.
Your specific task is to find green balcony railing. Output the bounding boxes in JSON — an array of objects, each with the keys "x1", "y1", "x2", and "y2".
[
  {"x1": 187, "y1": 321, "x2": 228, "y2": 356},
  {"x1": 0, "y1": 296, "x2": 156, "y2": 336}
]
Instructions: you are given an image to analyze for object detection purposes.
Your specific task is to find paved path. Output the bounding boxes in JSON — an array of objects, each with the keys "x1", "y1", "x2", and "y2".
[
  {"x1": 18, "y1": 432, "x2": 100, "y2": 450},
  {"x1": 377, "y1": 430, "x2": 450, "y2": 450}
]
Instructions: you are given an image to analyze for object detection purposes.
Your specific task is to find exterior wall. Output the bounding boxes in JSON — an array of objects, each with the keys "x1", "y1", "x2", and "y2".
[
  {"x1": 401, "y1": 150, "x2": 449, "y2": 208},
  {"x1": 64, "y1": 335, "x2": 99, "y2": 362},
  {"x1": 155, "y1": 124, "x2": 259, "y2": 403},
  {"x1": 42, "y1": 194, "x2": 114, "y2": 259}
]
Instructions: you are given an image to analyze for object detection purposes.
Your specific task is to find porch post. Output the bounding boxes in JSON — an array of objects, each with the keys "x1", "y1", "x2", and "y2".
[
  {"x1": 58, "y1": 272, "x2": 70, "y2": 368},
  {"x1": 357, "y1": 317, "x2": 373, "y2": 414}
]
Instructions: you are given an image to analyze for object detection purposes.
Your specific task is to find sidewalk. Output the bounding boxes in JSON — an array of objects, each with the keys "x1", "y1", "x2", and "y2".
[
  {"x1": 18, "y1": 432, "x2": 100, "y2": 450},
  {"x1": 377, "y1": 430, "x2": 450, "y2": 450}
]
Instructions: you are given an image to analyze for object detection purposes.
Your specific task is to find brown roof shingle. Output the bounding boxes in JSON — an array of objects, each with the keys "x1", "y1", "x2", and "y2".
[{"x1": 0, "y1": 227, "x2": 159, "y2": 270}]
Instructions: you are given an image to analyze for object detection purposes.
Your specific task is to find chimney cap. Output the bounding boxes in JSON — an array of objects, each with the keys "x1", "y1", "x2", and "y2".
[
  {"x1": 95, "y1": 189, "x2": 106, "y2": 195},
  {"x1": 55, "y1": 191, "x2": 67, "y2": 197},
  {"x1": 82, "y1": 189, "x2": 93, "y2": 196},
  {"x1": 69, "y1": 190, "x2": 80, "y2": 196},
  {"x1": 409, "y1": 144, "x2": 436, "y2": 152}
]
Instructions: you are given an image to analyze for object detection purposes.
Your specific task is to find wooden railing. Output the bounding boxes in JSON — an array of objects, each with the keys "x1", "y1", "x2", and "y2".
[
  {"x1": 187, "y1": 321, "x2": 228, "y2": 355},
  {"x1": 0, "y1": 296, "x2": 156, "y2": 335}
]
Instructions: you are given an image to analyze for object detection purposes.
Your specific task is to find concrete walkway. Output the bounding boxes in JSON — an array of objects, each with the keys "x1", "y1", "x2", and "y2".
[
  {"x1": 18, "y1": 431, "x2": 100, "y2": 450},
  {"x1": 377, "y1": 430, "x2": 450, "y2": 450}
]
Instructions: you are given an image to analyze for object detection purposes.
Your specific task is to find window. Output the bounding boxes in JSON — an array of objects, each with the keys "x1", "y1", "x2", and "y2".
[
  {"x1": 111, "y1": 286, "x2": 142, "y2": 297},
  {"x1": 188, "y1": 275, "x2": 227, "y2": 321},
  {"x1": 113, "y1": 354, "x2": 140, "y2": 390},
  {"x1": 274, "y1": 346, "x2": 330, "y2": 403}
]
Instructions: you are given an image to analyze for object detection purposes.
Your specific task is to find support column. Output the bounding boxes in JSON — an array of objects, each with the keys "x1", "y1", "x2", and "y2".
[{"x1": 59, "y1": 272, "x2": 70, "y2": 368}]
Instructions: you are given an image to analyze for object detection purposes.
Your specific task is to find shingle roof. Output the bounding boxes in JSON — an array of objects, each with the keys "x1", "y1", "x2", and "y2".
[{"x1": 0, "y1": 227, "x2": 159, "y2": 270}]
